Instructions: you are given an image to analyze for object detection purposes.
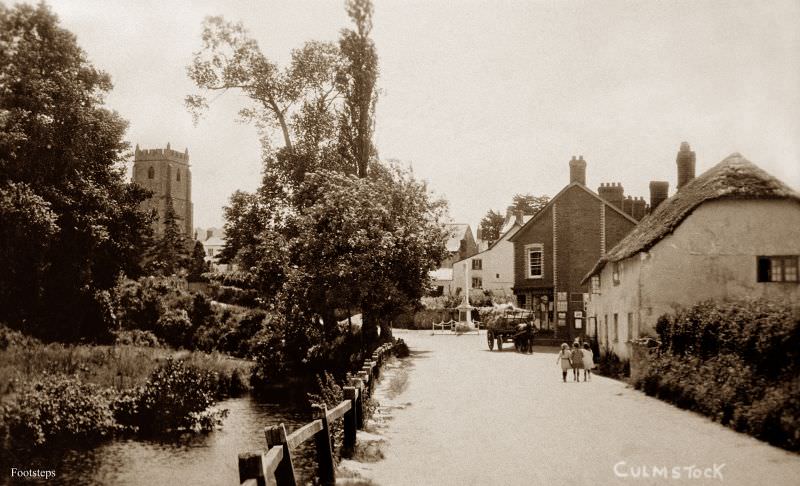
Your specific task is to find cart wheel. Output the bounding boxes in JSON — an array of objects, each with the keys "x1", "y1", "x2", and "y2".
[
  {"x1": 497, "y1": 336, "x2": 503, "y2": 350},
  {"x1": 487, "y1": 332, "x2": 494, "y2": 350}
]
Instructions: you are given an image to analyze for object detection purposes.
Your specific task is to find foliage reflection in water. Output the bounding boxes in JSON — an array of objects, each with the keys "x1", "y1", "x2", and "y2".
[{"x1": 1, "y1": 396, "x2": 316, "y2": 486}]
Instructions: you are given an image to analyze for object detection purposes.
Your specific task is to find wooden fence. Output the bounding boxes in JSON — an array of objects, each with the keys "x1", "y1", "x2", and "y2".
[{"x1": 238, "y1": 343, "x2": 394, "y2": 486}]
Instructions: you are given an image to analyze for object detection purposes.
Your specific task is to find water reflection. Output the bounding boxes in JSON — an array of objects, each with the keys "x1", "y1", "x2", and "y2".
[{"x1": 1, "y1": 396, "x2": 317, "y2": 486}]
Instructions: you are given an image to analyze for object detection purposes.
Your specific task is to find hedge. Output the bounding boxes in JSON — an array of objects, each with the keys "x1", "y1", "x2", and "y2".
[{"x1": 634, "y1": 299, "x2": 800, "y2": 450}]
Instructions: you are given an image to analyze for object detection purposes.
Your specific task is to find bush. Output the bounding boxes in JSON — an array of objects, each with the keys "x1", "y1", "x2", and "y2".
[
  {"x1": 0, "y1": 324, "x2": 41, "y2": 350},
  {"x1": 3, "y1": 375, "x2": 116, "y2": 446},
  {"x1": 393, "y1": 338, "x2": 410, "y2": 358},
  {"x1": 307, "y1": 372, "x2": 346, "y2": 461},
  {"x1": 634, "y1": 299, "x2": 800, "y2": 451},
  {"x1": 213, "y1": 285, "x2": 260, "y2": 308},
  {"x1": 116, "y1": 358, "x2": 227, "y2": 433},
  {"x1": 595, "y1": 349, "x2": 629, "y2": 379},
  {"x1": 112, "y1": 329, "x2": 161, "y2": 347}
]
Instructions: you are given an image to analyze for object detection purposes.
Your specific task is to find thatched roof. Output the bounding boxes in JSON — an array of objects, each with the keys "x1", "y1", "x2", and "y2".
[{"x1": 583, "y1": 153, "x2": 800, "y2": 282}]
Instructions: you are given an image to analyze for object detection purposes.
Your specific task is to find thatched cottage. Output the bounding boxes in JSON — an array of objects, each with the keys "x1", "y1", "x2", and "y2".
[{"x1": 583, "y1": 153, "x2": 800, "y2": 359}]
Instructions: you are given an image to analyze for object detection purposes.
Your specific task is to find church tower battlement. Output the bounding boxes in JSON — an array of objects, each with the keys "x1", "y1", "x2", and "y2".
[{"x1": 132, "y1": 142, "x2": 193, "y2": 238}]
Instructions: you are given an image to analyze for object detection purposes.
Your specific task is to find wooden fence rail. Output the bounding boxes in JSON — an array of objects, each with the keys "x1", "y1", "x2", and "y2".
[{"x1": 238, "y1": 343, "x2": 394, "y2": 486}]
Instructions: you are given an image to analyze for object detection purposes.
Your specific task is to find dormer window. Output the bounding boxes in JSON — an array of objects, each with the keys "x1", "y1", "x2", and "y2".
[{"x1": 147, "y1": 166, "x2": 154, "y2": 179}]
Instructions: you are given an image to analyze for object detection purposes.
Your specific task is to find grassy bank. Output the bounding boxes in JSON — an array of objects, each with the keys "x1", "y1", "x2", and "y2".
[{"x1": 0, "y1": 326, "x2": 252, "y2": 447}]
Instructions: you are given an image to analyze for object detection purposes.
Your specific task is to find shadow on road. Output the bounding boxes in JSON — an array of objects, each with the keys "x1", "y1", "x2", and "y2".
[{"x1": 408, "y1": 349, "x2": 432, "y2": 359}]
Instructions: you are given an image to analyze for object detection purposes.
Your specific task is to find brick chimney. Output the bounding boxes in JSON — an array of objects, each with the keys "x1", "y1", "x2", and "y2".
[
  {"x1": 632, "y1": 197, "x2": 647, "y2": 220},
  {"x1": 649, "y1": 181, "x2": 669, "y2": 211},
  {"x1": 676, "y1": 142, "x2": 696, "y2": 189},
  {"x1": 622, "y1": 196, "x2": 634, "y2": 217},
  {"x1": 569, "y1": 155, "x2": 587, "y2": 186},
  {"x1": 598, "y1": 182, "x2": 624, "y2": 210},
  {"x1": 514, "y1": 210, "x2": 524, "y2": 226}
]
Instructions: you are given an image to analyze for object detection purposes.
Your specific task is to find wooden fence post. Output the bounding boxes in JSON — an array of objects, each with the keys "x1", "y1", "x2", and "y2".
[
  {"x1": 265, "y1": 424, "x2": 297, "y2": 486},
  {"x1": 351, "y1": 380, "x2": 365, "y2": 429},
  {"x1": 238, "y1": 453, "x2": 266, "y2": 486},
  {"x1": 343, "y1": 386, "x2": 358, "y2": 455},
  {"x1": 312, "y1": 405, "x2": 335, "y2": 486}
]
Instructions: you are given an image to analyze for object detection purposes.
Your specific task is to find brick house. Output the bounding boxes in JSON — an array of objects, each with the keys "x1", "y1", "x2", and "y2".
[{"x1": 509, "y1": 155, "x2": 642, "y2": 341}]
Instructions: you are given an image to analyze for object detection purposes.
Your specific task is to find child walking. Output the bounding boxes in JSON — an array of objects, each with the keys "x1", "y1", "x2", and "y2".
[
  {"x1": 582, "y1": 342, "x2": 594, "y2": 381},
  {"x1": 571, "y1": 342, "x2": 584, "y2": 382},
  {"x1": 557, "y1": 343, "x2": 572, "y2": 382}
]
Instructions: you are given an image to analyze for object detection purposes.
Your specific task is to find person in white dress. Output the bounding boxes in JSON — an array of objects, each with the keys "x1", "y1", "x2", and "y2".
[{"x1": 582, "y1": 342, "x2": 595, "y2": 381}]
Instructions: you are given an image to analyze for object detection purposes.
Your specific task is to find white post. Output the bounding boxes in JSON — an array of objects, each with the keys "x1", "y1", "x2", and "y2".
[
  {"x1": 464, "y1": 261, "x2": 472, "y2": 326},
  {"x1": 464, "y1": 261, "x2": 470, "y2": 307}
]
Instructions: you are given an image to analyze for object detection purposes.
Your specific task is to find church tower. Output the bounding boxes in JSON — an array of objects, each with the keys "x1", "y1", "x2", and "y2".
[{"x1": 132, "y1": 143, "x2": 193, "y2": 238}]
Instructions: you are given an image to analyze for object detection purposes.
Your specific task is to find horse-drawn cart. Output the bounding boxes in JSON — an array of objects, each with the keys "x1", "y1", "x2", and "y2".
[{"x1": 484, "y1": 308, "x2": 536, "y2": 352}]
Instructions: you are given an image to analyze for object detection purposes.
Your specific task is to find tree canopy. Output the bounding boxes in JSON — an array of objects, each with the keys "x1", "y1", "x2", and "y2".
[
  {"x1": 0, "y1": 3, "x2": 151, "y2": 340},
  {"x1": 187, "y1": 0, "x2": 446, "y2": 357},
  {"x1": 511, "y1": 193, "x2": 550, "y2": 216},
  {"x1": 479, "y1": 209, "x2": 505, "y2": 242}
]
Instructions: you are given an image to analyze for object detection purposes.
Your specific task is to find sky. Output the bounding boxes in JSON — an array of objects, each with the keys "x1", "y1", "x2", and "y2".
[{"x1": 43, "y1": 0, "x2": 800, "y2": 230}]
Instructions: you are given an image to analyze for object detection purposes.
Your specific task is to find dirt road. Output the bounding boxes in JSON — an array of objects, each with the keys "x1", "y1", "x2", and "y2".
[{"x1": 358, "y1": 330, "x2": 800, "y2": 486}]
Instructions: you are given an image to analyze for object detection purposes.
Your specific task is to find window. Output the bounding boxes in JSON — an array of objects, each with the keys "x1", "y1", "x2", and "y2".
[
  {"x1": 176, "y1": 169, "x2": 181, "y2": 181},
  {"x1": 471, "y1": 277, "x2": 482, "y2": 289},
  {"x1": 472, "y1": 259, "x2": 482, "y2": 270},
  {"x1": 603, "y1": 315, "x2": 609, "y2": 345},
  {"x1": 526, "y1": 244, "x2": 543, "y2": 278},
  {"x1": 496, "y1": 273, "x2": 500, "y2": 279},
  {"x1": 517, "y1": 294, "x2": 526, "y2": 308},
  {"x1": 627, "y1": 312, "x2": 634, "y2": 342},
  {"x1": 612, "y1": 262, "x2": 621, "y2": 285},
  {"x1": 613, "y1": 313, "x2": 619, "y2": 342},
  {"x1": 758, "y1": 256, "x2": 799, "y2": 282},
  {"x1": 591, "y1": 275, "x2": 601, "y2": 295},
  {"x1": 147, "y1": 166, "x2": 155, "y2": 179},
  {"x1": 570, "y1": 292, "x2": 584, "y2": 303},
  {"x1": 206, "y1": 248, "x2": 213, "y2": 256}
]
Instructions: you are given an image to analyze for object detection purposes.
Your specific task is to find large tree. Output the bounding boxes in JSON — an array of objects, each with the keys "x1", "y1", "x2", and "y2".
[
  {"x1": 336, "y1": 0, "x2": 379, "y2": 178},
  {"x1": 145, "y1": 197, "x2": 190, "y2": 276},
  {"x1": 479, "y1": 209, "x2": 505, "y2": 242},
  {"x1": 187, "y1": 240, "x2": 209, "y2": 282},
  {"x1": 0, "y1": 3, "x2": 152, "y2": 340},
  {"x1": 187, "y1": 0, "x2": 444, "y2": 354},
  {"x1": 511, "y1": 193, "x2": 550, "y2": 216}
]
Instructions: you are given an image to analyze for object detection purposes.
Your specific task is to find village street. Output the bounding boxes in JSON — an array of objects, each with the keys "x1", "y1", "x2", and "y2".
[{"x1": 354, "y1": 330, "x2": 800, "y2": 486}]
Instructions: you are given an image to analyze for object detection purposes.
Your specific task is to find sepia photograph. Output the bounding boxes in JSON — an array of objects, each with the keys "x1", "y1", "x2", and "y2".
[{"x1": 1, "y1": 0, "x2": 799, "y2": 484}]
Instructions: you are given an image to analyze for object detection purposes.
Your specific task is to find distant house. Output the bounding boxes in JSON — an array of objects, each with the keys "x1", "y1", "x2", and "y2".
[
  {"x1": 195, "y1": 230, "x2": 233, "y2": 273},
  {"x1": 202, "y1": 235, "x2": 225, "y2": 260},
  {"x1": 584, "y1": 153, "x2": 800, "y2": 359},
  {"x1": 452, "y1": 210, "x2": 531, "y2": 296},
  {"x1": 430, "y1": 224, "x2": 479, "y2": 295},
  {"x1": 509, "y1": 155, "x2": 642, "y2": 341}
]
